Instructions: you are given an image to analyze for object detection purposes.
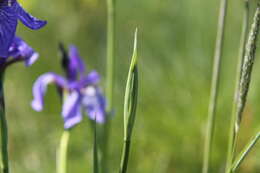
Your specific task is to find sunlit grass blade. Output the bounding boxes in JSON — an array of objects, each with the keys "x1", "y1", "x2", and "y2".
[
  {"x1": 231, "y1": 132, "x2": 260, "y2": 172},
  {"x1": 202, "y1": 0, "x2": 228, "y2": 172},
  {"x1": 119, "y1": 29, "x2": 138, "y2": 173},
  {"x1": 225, "y1": 3, "x2": 260, "y2": 173}
]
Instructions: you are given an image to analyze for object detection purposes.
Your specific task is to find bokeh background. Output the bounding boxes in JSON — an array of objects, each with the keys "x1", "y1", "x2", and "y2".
[{"x1": 4, "y1": 0, "x2": 260, "y2": 172}]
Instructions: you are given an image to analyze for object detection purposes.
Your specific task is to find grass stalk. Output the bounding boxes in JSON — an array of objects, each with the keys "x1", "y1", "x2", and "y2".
[
  {"x1": 225, "y1": 3, "x2": 260, "y2": 173},
  {"x1": 225, "y1": 0, "x2": 249, "y2": 172},
  {"x1": 0, "y1": 72, "x2": 9, "y2": 173},
  {"x1": 102, "y1": 0, "x2": 116, "y2": 172},
  {"x1": 202, "y1": 0, "x2": 228, "y2": 172},
  {"x1": 119, "y1": 29, "x2": 138, "y2": 173},
  {"x1": 57, "y1": 130, "x2": 70, "y2": 173},
  {"x1": 231, "y1": 132, "x2": 260, "y2": 172}
]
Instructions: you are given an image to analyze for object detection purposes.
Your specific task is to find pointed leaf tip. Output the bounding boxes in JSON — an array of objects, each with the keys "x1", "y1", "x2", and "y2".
[{"x1": 130, "y1": 28, "x2": 138, "y2": 70}]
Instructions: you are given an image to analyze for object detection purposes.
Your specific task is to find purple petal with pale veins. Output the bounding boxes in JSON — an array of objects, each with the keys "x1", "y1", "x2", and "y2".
[
  {"x1": 31, "y1": 73, "x2": 67, "y2": 111},
  {"x1": 69, "y1": 71, "x2": 100, "y2": 90},
  {"x1": 62, "y1": 91, "x2": 82, "y2": 129},
  {"x1": 8, "y1": 36, "x2": 39, "y2": 66},
  {"x1": 82, "y1": 86, "x2": 106, "y2": 123},
  {"x1": 67, "y1": 45, "x2": 85, "y2": 80},
  {"x1": 0, "y1": 5, "x2": 18, "y2": 57},
  {"x1": 15, "y1": 2, "x2": 47, "y2": 30}
]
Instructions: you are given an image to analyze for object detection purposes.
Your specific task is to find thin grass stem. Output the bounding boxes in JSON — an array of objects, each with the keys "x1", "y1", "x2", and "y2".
[
  {"x1": 202, "y1": 0, "x2": 228, "y2": 172},
  {"x1": 102, "y1": 0, "x2": 116, "y2": 172},
  {"x1": 231, "y1": 132, "x2": 260, "y2": 172},
  {"x1": 227, "y1": 1, "x2": 249, "y2": 172}
]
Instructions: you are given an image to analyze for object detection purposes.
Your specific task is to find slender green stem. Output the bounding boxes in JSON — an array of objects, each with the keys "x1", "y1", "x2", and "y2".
[
  {"x1": 93, "y1": 120, "x2": 99, "y2": 173},
  {"x1": 102, "y1": 0, "x2": 116, "y2": 172},
  {"x1": 57, "y1": 130, "x2": 70, "y2": 173},
  {"x1": 202, "y1": 0, "x2": 228, "y2": 172},
  {"x1": 0, "y1": 72, "x2": 9, "y2": 173},
  {"x1": 106, "y1": 0, "x2": 115, "y2": 107},
  {"x1": 226, "y1": 3, "x2": 260, "y2": 173},
  {"x1": 119, "y1": 139, "x2": 131, "y2": 173},
  {"x1": 231, "y1": 132, "x2": 259, "y2": 172}
]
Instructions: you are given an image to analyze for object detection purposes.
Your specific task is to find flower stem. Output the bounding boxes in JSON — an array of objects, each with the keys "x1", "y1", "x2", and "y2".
[
  {"x1": 103, "y1": 0, "x2": 116, "y2": 172},
  {"x1": 0, "y1": 71, "x2": 9, "y2": 173},
  {"x1": 93, "y1": 120, "x2": 99, "y2": 173},
  {"x1": 57, "y1": 130, "x2": 70, "y2": 173},
  {"x1": 202, "y1": 0, "x2": 228, "y2": 172}
]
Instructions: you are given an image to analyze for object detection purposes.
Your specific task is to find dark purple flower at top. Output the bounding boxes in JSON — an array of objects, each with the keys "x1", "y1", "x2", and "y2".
[
  {"x1": 31, "y1": 45, "x2": 106, "y2": 129},
  {"x1": 0, "y1": 0, "x2": 47, "y2": 57}
]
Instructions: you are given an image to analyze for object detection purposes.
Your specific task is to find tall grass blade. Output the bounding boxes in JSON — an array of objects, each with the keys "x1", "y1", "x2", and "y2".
[
  {"x1": 119, "y1": 29, "x2": 138, "y2": 173},
  {"x1": 225, "y1": 3, "x2": 260, "y2": 173},
  {"x1": 231, "y1": 132, "x2": 260, "y2": 172},
  {"x1": 202, "y1": 0, "x2": 228, "y2": 172},
  {"x1": 102, "y1": 0, "x2": 116, "y2": 171}
]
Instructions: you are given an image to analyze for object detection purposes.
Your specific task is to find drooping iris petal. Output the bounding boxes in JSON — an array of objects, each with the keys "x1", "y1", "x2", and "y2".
[
  {"x1": 62, "y1": 91, "x2": 82, "y2": 129},
  {"x1": 14, "y1": 2, "x2": 47, "y2": 30},
  {"x1": 82, "y1": 86, "x2": 106, "y2": 123},
  {"x1": 67, "y1": 45, "x2": 86, "y2": 80},
  {"x1": 31, "y1": 73, "x2": 67, "y2": 111},
  {"x1": 8, "y1": 36, "x2": 39, "y2": 66},
  {"x1": 0, "y1": 5, "x2": 18, "y2": 57}
]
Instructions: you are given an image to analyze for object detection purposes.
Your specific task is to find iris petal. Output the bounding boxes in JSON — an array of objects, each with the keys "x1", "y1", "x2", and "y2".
[
  {"x1": 67, "y1": 45, "x2": 86, "y2": 80},
  {"x1": 62, "y1": 91, "x2": 82, "y2": 129},
  {"x1": 31, "y1": 73, "x2": 67, "y2": 111},
  {"x1": 15, "y1": 2, "x2": 47, "y2": 30},
  {"x1": 0, "y1": 5, "x2": 18, "y2": 57},
  {"x1": 82, "y1": 86, "x2": 106, "y2": 123},
  {"x1": 8, "y1": 36, "x2": 39, "y2": 66},
  {"x1": 68, "y1": 71, "x2": 100, "y2": 90}
]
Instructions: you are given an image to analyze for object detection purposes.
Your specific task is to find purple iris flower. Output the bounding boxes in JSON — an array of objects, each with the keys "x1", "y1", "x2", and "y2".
[
  {"x1": 0, "y1": 0, "x2": 47, "y2": 57},
  {"x1": 0, "y1": 36, "x2": 39, "y2": 69},
  {"x1": 31, "y1": 45, "x2": 106, "y2": 129}
]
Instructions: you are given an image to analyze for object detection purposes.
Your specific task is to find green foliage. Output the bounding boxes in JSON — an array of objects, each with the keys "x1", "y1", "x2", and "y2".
[{"x1": 4, "y1": 0, "x2": 260, "y2": 172}]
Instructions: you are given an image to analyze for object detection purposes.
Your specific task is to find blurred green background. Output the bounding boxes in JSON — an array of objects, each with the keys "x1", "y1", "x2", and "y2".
[{"x1": 4, "y1": 0, "x2": 260, "y2": 172}]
